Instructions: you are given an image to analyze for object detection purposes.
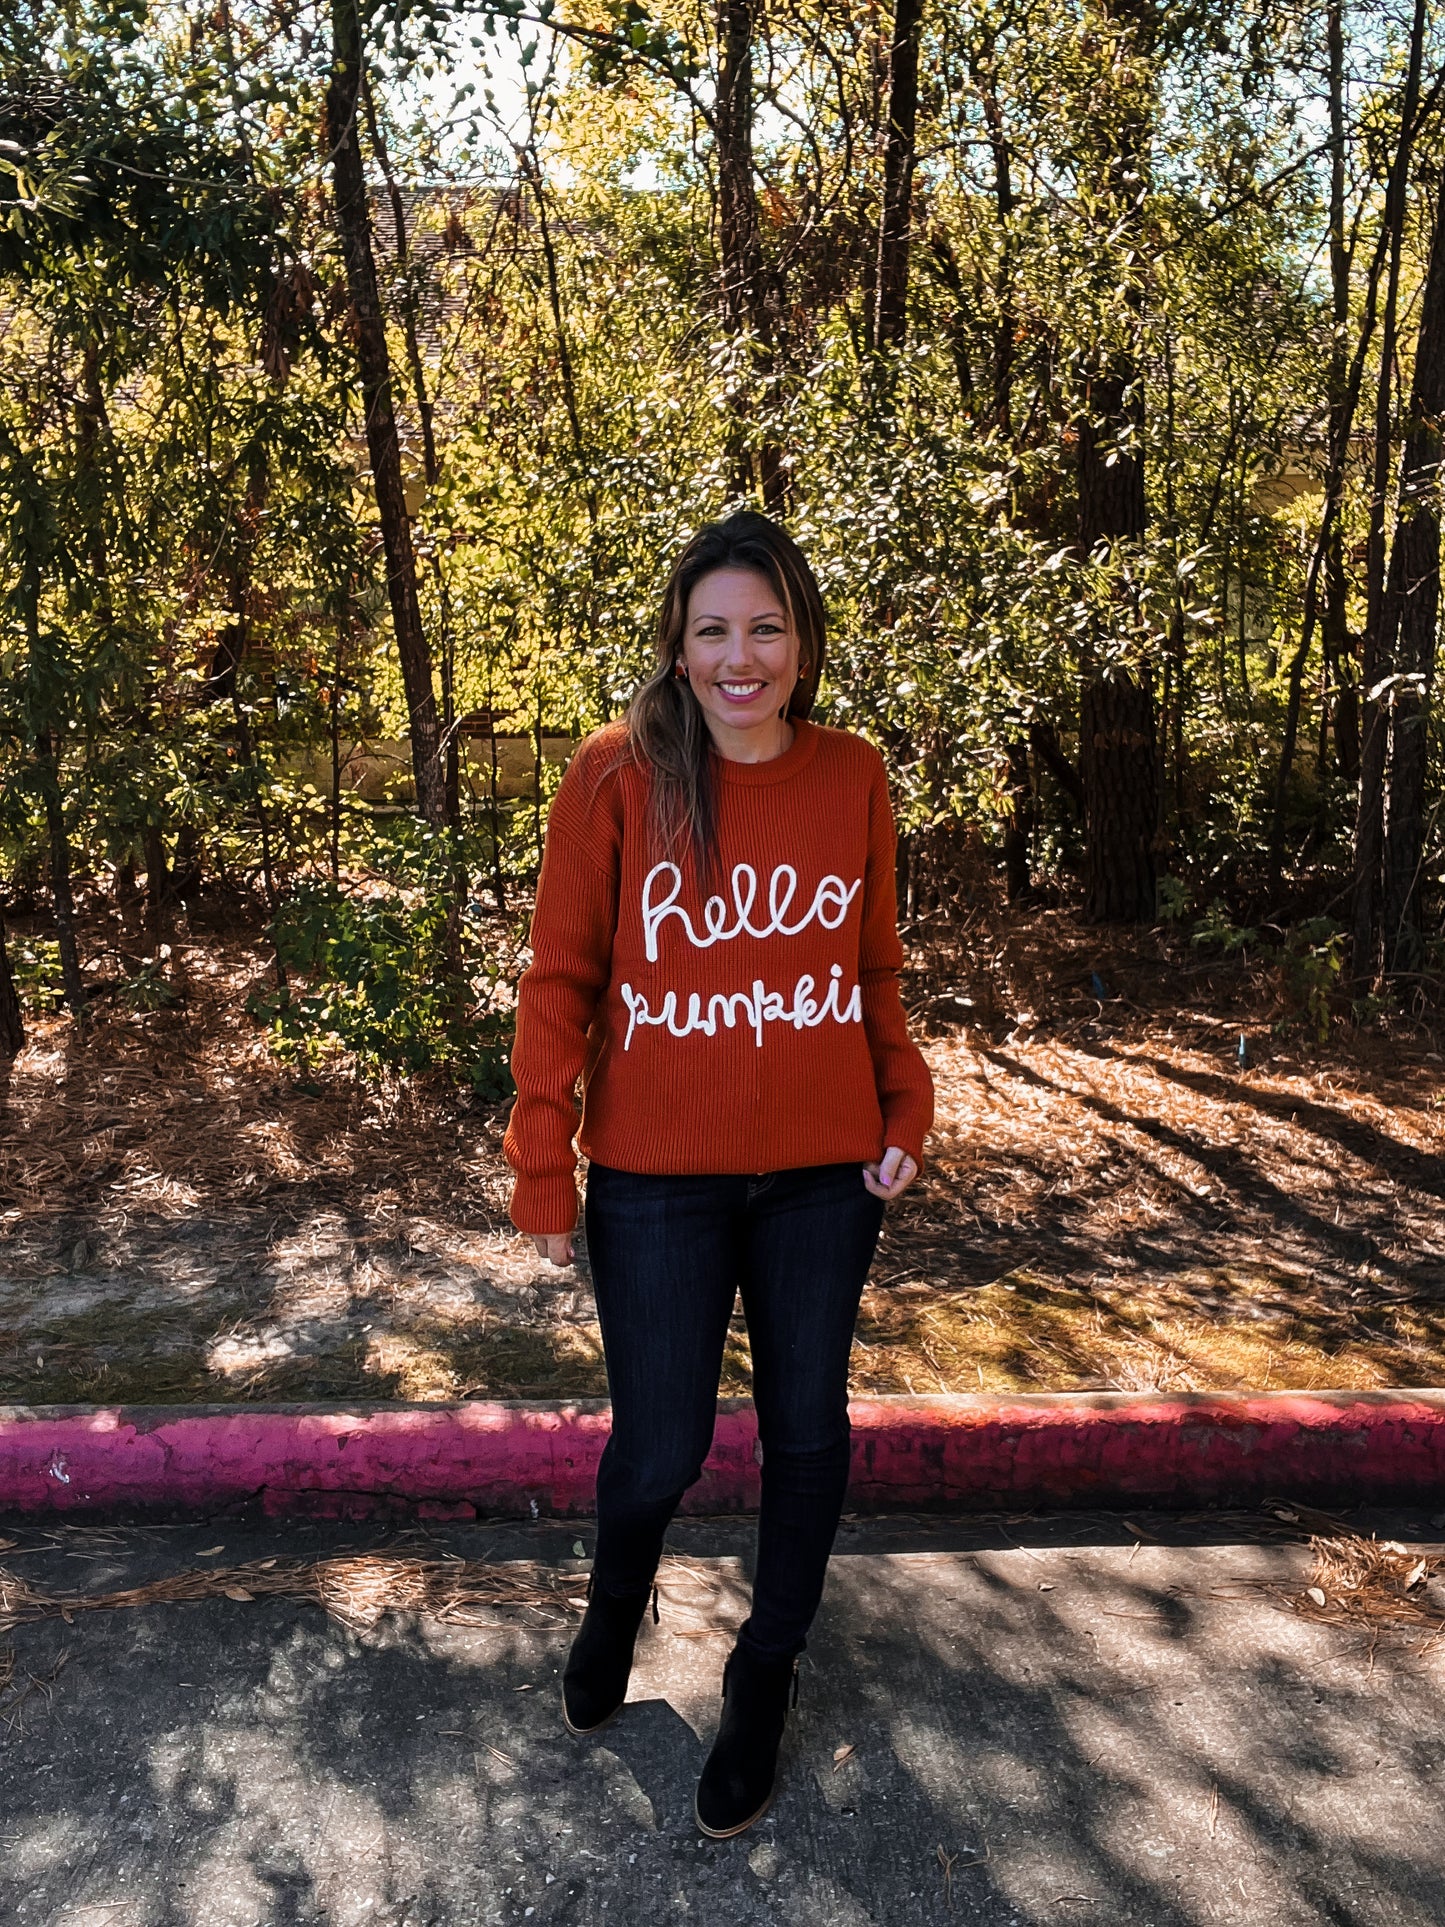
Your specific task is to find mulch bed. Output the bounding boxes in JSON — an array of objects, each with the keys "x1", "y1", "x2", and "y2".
[{"x1": 1, "y1": 893, "x2": 1442, "y2": 1406}]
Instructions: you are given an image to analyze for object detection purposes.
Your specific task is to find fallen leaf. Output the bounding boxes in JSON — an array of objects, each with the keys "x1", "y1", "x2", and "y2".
[
  {"x1": 223, "y1": 1587, "x2": 253, "y2": 1602},
  {"x1": 1271, "y1": 1508, "x2": 1299, "y2": 1523},
  {"x1": 832, "y1": 1744, "x2": 856, "y2": 1770},
  {"x1": 1406, "y1": 1561, "x2": 1429, "y2": 1590},
  {"x1": 571, "y1": 1541, "x2": 586, "y2": 1558},
  {"x1": 1306, "y1": 1586, "x2": 1327, "y2": 1608},
  {"x1": 196, "y1": 1546, "x2": 225, "y2": 1558},
  {"x1": 257, "y1": 1558, "x2": 278, "y2": 1570},
  {"x1": 1038, "y1": 1582, "x2": 1055, "y2": 1591}
]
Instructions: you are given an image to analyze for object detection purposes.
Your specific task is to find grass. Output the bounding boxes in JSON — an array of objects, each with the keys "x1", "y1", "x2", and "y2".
[{"x1": 851, "y1": 1268, "x2": 1445, "y2": 1397}]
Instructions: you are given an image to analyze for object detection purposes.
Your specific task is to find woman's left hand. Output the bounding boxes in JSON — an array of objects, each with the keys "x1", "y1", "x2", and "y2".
[{"x1": 863, "y1": 1147, "x2": 919, "y2": 1202}]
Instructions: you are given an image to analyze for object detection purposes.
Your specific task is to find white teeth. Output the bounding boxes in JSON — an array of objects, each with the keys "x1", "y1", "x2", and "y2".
[{"x1": 719, "y1": 681, "x2": 764, "y2": 694}]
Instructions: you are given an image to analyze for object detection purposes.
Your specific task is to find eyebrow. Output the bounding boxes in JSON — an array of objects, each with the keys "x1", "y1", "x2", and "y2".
[{"x1": 690, "y1": 609, "x2": 786, "y2": 623}]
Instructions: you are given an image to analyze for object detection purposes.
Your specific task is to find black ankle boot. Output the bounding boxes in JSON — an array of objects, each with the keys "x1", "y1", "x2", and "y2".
[
  {"x1": 561, "y1": 1575, "x2": 658, "y2": 1736},
  {"x1": 694, "y1": 1645, "x2": 798, "y2": 1838}
]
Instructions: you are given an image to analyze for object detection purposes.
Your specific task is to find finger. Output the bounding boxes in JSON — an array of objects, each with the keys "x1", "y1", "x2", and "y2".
[
  {"x1": 861, "y1": 1167, "x2": 886, "y2": 1198},
  {"x1": 878, "y1": 1146, "x2": 904, "y2": 1189}
]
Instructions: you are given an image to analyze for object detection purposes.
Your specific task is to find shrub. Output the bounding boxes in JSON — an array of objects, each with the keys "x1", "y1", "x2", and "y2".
[{"x1": 250, "y1": 830, "x2": 516, "y2": 1096}]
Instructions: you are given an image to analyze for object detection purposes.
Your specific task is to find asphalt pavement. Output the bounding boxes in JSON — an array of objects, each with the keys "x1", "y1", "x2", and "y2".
[{"x1": 2, "y1": 1509, "x2": 1443, "y2": 1927}]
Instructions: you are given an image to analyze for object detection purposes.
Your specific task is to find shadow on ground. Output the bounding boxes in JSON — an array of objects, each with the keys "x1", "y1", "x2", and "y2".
[
  {"x1": 1, "y1": 1514, "x2": 1443, "y2": 1925},
  {"x1": 3, "y1": 916, "x2": 1444, "y2": 1402}
]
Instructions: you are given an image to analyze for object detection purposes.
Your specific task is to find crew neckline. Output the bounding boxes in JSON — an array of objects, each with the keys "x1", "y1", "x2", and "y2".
[{"x1": 710, "y1": 717, "x2": 821, "y2": 786}]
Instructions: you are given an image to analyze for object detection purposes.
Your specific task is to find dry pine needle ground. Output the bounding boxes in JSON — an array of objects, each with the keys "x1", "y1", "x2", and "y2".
[
  {"x1": 1, "y1": 897, "x2": 1442, "y2": 1404},
  {"x1": 1292, "y1": 1533, "x2": 1445, "y2": 1635},
  {"x1": 0, "y1": 1551, "x2": 586, "y2": 1638}
]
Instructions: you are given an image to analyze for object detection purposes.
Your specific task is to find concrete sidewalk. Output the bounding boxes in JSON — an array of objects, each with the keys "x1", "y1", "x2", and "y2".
[{"x1": 2, "y1": 1510, "x2": 1443, "y2": 1926}]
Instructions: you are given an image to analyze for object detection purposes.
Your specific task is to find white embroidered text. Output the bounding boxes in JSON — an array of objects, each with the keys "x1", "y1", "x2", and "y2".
[
  {"x1": 620, "y1": 966, "x2": 863, "y2": 1050},
  {"x1": 640, "y1": 861, "x2": 861, "y2": 963}
]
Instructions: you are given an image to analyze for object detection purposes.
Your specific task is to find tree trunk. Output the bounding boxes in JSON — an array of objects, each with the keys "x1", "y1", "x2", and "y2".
[
  {"x1": 0, "y1": 906, "x2": 23, "y2": 1056},
  {"x1": 974, "y1": 59, "x2": 1016, "y2": 436},
  {"x1": 1161, "y1": 328, "x2": 1189, "y2": 832},
  {"x1": 328, "y1": 0, "x2": 446, "y2": 826},
  {"x1": 1078, "y1": 365, "x2": 1147, "y2": 550},
  {"x1": 1380, "y1": 168, "x2": 1445, "y2": 973},
  {"x1": 1081, "y1": 672, "x2": 1157, "y2": 923},
  {"x1": 1351, "y1": 0, "x2": 1428, "y2": 980},
  {"x1": 1266, "y1": 139, "x2": 1401, "y2": 884},
  {"x1": 1322, "y1": 0, "x2": 1360, "y2": 781},
  {"x1": 362, "y1": 72, "x2": 439, "y2": 491},
  {"x1": 1323, "y1": 525, "x2": 1359, "y2": 780},
  {"x1": 1076, "y1": 0, "x2": 1150, "y2": 546},
  {"x1": 715, "y1": 0, "x2": 786, "y2": 511},
  {"x1": 361, "y1": 102, "x2": 473, "y2": 830},
  {"x1": 1028, "y1": 720, "x2": 1085, "y2": 815},
  {"x1": 1075, "y1": 0, "x2": 1155, "y2": 921},
  {"x1": 38, "y1": 733, "x2": 86, "y2": 1012},
  {"x1": 926, "y1": 230, "x2": 975, "y2": 409},
  {"x1": 1001, "y1": 737, "x2": 1034, "y2": 901},
  {"x1": 143, "y1": 823, "x2": 169, "y2": 936},
  {"x1": 172, "y1": 822, "x2": 203, "y2": 902},
  {"x1": 205, "y1": 442, "x2": 267, "y2": 703},
  {"x1": 873, "y1": 0, "x2": 923, "y2": 353}
]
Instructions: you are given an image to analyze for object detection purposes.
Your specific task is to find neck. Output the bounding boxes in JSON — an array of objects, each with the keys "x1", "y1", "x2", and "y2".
[{"x1": 704, "y1": 715, "x2": 796, "y2": 765}]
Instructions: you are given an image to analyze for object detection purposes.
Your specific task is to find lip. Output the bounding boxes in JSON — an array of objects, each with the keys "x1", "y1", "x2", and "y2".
[{"x1": 713, "y1": 679, "x2": 770, "y2": 706}]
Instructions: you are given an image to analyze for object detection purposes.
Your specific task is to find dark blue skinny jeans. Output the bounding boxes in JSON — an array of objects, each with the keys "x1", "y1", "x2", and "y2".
[{"x1": 583, "y1": 1160, "x2": 885, "y2": 1663}]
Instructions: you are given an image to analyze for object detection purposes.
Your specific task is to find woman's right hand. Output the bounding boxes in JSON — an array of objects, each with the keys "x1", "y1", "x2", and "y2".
[{"x1": 531, "y1": 1232, "x2": 575, "y2": 1268}]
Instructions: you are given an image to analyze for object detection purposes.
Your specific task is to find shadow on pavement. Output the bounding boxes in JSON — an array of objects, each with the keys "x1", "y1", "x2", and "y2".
[{"x1": 1, "y1": 1513, "x2": 1442, "y2": 1925}]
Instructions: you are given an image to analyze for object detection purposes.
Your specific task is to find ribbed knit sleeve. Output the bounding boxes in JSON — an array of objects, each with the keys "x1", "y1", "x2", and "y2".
[
  {"x1": 503, "y1": 743, "x2": 622, "y2": 1235},
  {"x1": 858, "y1": 751, "x2": 934, "y2": 1164}
]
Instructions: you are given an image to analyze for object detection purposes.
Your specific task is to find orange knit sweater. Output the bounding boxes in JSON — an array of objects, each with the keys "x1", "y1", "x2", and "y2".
[{"x1": 503, "y1": 718, "x2": 935, "y2": 1235}]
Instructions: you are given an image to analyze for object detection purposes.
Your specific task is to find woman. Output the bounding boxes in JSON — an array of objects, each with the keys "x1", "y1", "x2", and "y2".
[{"x1": 503, "y1": 510, "x2": 933, "y2": 1838}]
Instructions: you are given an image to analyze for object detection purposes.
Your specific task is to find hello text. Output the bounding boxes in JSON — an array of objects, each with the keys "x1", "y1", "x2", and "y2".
[{"x1": 640, "y1": 860, "x2": 862, "y2": 963}]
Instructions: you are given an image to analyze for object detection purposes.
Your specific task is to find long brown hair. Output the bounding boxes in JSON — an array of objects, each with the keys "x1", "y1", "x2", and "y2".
[{"x1": 625, "y1": 512, "x2": 826, "y2": 867}]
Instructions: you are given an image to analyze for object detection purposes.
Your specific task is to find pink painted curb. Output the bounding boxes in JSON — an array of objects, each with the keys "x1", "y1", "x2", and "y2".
[{"x1": 3, "y1": 1390, "x2": 1445, "y2": 1521}]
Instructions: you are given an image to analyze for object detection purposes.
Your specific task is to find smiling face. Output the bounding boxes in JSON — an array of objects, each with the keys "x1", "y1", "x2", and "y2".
[{"x1": 680, "y1": 566, "x2": 802, "y2": 761}]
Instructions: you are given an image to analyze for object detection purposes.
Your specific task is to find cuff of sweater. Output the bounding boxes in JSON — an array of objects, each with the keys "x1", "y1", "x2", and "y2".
[
  {"x1": 881, "y1": 1114, "x2": 929, "y2": 1170},
  {"x1": 508, "y1": 1173, "x2": 580, "y2": 1238}
]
